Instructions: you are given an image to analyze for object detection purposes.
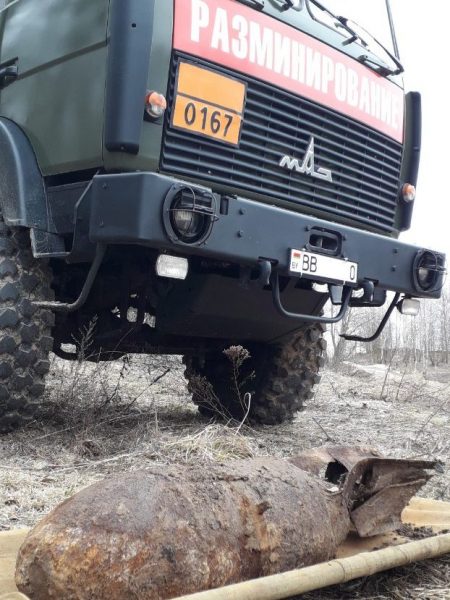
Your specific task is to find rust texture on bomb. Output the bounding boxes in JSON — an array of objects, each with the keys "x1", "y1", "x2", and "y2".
[
  {"x1": 292, "y1": 446, "x2": 436, "y2": 537},
  {"x1": 16, "y1": 459, "x2": 349, "y2": 600},
  {"x1": 342, "y1": 455, "x2": 436, "y2": 537},
  {"x1": 15, "y1": 449, "x2": 436, "y2": 600}
]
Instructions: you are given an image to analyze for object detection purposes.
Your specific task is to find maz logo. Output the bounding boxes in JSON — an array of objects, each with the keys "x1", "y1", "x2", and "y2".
[{"x1": 279, "y1": 137, "x2": 333, "y2": 183}]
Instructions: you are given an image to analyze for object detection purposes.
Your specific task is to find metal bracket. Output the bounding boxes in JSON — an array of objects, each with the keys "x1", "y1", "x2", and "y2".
[
  {"x1": 258, "y1": 259, "x2": 272, "y2": 287},
  {"x1": 342, "y1": 292, "x2": 401, "y2": 343},
  {"x1": 35, "y1": 243, "x2": 107, "y2": 313},
  {"x1": 0, "y1": 63, "x2": 18, "y2": 89},
  {"x1": 271, "y1": 272, "x2": 352, "y2": 324}
]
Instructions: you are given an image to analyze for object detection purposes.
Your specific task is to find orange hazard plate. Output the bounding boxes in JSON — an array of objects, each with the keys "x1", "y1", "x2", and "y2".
[{"x1": 172, "y1": 61, "x2": 246, "y2": 147}]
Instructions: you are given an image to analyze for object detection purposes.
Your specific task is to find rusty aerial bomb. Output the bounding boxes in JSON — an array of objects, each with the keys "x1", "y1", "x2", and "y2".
[{"x1": 15, "y1": 447, "x2": 436, "y2": 600}]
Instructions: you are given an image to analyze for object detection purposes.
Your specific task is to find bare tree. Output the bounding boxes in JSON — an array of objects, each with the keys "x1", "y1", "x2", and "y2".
[{"x1": 327, "y1": 281, "x2": 450, "y2": 370}]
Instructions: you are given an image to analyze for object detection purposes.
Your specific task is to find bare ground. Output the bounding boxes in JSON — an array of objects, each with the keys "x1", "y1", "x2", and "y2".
[{"x1": 1, "y1": 354, "x2": 449, "y2": 599}]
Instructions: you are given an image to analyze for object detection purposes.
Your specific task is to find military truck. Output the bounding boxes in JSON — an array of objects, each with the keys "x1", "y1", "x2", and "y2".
[{"x1": 0, "y1": 0, "x2": 445, "y2": 431}]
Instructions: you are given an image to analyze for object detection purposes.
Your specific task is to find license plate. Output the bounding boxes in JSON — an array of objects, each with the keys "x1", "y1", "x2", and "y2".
[
  {"x1": 171, "y1": 61, "x2": 246, "y2": 147},
  {"x1": 289, "y1": 249, "x2": 358, "y2": 284}
]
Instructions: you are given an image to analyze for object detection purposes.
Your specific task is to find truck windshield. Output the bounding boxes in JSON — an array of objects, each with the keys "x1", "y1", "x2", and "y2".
[{"x1": 306, "y1": 0, "x2": 402, "y2": 74}]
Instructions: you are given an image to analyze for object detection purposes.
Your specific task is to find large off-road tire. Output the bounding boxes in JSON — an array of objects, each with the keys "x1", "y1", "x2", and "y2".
[
  {"x1": 184, "y1": 323, "x2": 326, "y2": 425},
  {"x1": 0, "y1": 219, "x2": 54, "y2": 432}
]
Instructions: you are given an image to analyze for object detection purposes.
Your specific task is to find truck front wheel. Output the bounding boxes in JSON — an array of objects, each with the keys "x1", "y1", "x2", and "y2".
[
  {"x1": 184, "y1": 323, "x2": 326, "y2": 425},
  {"x1": 0, "y1": 219, "x2": 54, "y2": 433}
]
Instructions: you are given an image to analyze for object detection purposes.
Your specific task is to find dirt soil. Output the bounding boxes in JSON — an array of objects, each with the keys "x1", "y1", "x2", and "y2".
[{"x1": 1, "y1": 354, "x2": 449, "y2": 599}]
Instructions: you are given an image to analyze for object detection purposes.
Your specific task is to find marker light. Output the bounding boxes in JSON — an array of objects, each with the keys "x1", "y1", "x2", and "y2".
[
  {"x1": 397, "y1": 298, "x2": 420, "y2": 316},
  {"x1": 402, "y1": 183, "x2": 416, "y2": 203},
  {"x1": 145, "y1": 91, "x2": 167, "y2": 119},
  {"x1": 156, "y1": 255, "x2": 188, "y2": 280}
]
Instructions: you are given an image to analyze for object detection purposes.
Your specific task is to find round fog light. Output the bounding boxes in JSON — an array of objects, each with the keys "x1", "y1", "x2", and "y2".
[
  {"x1": 172, "y1": 206, "x2": 202, "y2": 237},
  {"x1": 163, "y1": 186, "x2": 217, "y2": 246},
  {"x1": 170, "y1": 194, "x2": 206, "y2": 243},
  {"x1": 413, "y1": 250, "x2": 442, "y2": 292}
]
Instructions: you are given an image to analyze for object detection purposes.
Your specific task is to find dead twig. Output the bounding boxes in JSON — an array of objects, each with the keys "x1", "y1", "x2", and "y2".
[
  {"x1": 311, "y1": 417, "x2": 335, "y2": 442},
  {"x1": 415, "y1": 397, "x2": 450, "y2": 439},
  {"x1": 0, "y1": 450, "x2": 152, "y2": 473},
  {"x1": 235, "y1": 393, "x2": 252, "y2": 436},
  {"x1": 151, "y1": 368, "x2": 171, "y2": 385}
]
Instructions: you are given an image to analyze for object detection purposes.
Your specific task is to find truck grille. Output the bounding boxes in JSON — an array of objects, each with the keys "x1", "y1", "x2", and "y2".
[{"x1": 161, "y1": 53, "x2": 403, "y2": 233}]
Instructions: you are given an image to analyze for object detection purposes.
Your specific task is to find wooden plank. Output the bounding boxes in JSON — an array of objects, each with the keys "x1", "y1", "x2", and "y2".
[
  {"x1": 336, "y1": 531, "x2": 407, "y2": 558},
  {"x1": 0, "y1": 530, "x2": 28, "y2": 594},
  {"x1": 403, "y1": 497, "x2": 450, "y2": 532}
]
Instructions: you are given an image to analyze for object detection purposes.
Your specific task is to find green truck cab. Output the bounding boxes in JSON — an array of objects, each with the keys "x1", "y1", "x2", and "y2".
[{"x1": 0, "y1": 0, "x2": 445, "y2": 431}]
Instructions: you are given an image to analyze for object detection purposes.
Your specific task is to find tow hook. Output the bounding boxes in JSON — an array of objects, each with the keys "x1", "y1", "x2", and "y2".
[
  {"x1": 270, "y1": 270, "x2": 352, "y2": 324},
  {"x1": 258, "y1": 259, "x2": 352, "y2": 324}
]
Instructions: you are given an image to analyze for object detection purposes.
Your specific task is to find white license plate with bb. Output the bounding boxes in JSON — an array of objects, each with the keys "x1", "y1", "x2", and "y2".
[{"x1": 289, "y1": 249, "x2": 358, "y2": 284}]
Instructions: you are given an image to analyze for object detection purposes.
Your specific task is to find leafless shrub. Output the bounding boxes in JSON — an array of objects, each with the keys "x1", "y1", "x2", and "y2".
[
  {"x1": 223, "y1": 344, "x2": 250, "y2": 368},
  {"x1": 188, "y1": 345, "x2": 254, "y2": 428},
  {"x1": 46, "y1": 353, "x2": 132, "y2": 427},
  {"x1": 223, "y1": 345, "x2": 253, "y2": 419},
  {"x1": 34, "y1": 326, "x2": 182, "y2": 459},
  {"x1": 71, "y1": 316, "x2": 98, "y2": 362},
  {"x1": 189, "y1": 372, "x2": 225, "y2": 416},
  {"x1": 379, "y1": 348, "x2": 397, "y2": 401}
]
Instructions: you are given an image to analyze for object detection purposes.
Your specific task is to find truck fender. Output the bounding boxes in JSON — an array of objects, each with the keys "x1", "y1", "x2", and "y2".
[{"x1": 0, "y1": 118, "x2": 50, "y2": 231}]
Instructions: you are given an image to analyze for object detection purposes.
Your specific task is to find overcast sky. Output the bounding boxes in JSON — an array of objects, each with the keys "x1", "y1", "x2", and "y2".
[{"x1": 391, "y1": 0, "x2": 450, "y2": 256}]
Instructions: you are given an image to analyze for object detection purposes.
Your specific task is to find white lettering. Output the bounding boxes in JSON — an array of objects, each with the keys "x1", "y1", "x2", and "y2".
[
  {"x1": 305, "y1": 48, "x2": 321, "y2": 90},
  {"x1": 334, "y1": 62, "x2": 347, "y2": 102},
  {"x1": 211, "y1": 8, "x2": 230, "y2": 53},
  {"x1": 249, "y1": 22, "x2": 274, "y2": 69},
  {"x1": 184, "y1": 0, "x2": 403, "y2": 137},
  {"x1": 370, "y1": 82, "x2": 381, "y2": 120},
  {"x1": 291, "y1": 40, "x2": 306, "y2": 83},
  {"x1": 359, "y1": 77, "x2": 370, "y2": 113},
  {"x1": 274, "y1": 32, "x2": 291, "y2": 77},
  {"x1": 191, "y1": 0, "x2": 209, "y2": 43},
  {"x1": 231, "y1": 14, "x2": 248, "y2": 59},
  {"x1": 321, "y1": 55, "x2": 334, "y2": 94},
  {"x1": 347, "y1": 69, "x2": 359, "y2": 107}
]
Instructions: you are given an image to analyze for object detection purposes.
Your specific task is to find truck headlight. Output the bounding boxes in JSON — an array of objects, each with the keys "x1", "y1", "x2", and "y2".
[
  {"x1": 171, "y1": 194, "x2": 205, "y2": 241},
  {"x1": 413, "y1": 250, "x2": 445, "y2": 292},
  {"x1": 163, "y1": 185, "x2": 217, "y2": 246}
]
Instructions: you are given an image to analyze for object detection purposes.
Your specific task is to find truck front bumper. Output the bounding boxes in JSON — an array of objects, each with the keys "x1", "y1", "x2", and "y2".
[{"x1": 88, "y1": 172, "x2": 445, "y2": 301}]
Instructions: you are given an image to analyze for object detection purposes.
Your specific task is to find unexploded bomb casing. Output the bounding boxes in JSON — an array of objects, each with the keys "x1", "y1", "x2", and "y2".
[
  {"x1": 15, "y1": 450, "x2": 435, "y2": 600},
  {"x1": 15, "y1": 459, "x2": 349, "y2": 599}
]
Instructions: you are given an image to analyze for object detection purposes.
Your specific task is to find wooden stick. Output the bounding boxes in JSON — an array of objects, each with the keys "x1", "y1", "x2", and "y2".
[{"x1": 173, "y1": 533, "x2": 450, "y2": 600}]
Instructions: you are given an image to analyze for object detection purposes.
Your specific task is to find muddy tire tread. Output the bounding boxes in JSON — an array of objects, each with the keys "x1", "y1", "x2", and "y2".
[
  {"x1": 184, "y1": 322, "x2": 326, "y2": 425},
  {"x1": 0, "y1": 220, "x2": 54, "y2": 433}
]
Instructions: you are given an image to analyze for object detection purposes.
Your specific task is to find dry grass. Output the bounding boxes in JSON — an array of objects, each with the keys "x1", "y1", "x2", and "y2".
[{"x1": 0, "y1": 354, "x2": 449, "y2": 598}]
